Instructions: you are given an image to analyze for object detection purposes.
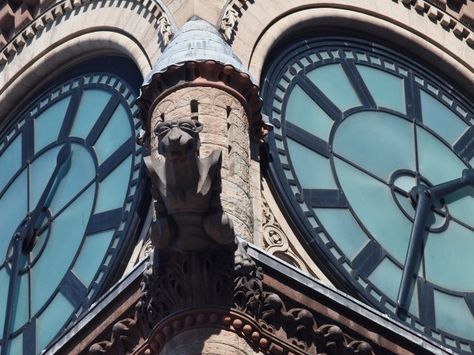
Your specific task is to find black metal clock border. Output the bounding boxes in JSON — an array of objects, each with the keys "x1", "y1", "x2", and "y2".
[
  {"x1": 0, "y1": 65, "x2": 150, "y2": 353},
  {"x1": 262, "y1": 36, "x2": 474, "y2": 353}
]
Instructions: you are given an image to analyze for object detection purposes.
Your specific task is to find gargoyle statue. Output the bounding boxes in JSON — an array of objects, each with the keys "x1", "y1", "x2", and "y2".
[{"x1": 144, "y1": 118, "x2": 236, "y2": 252}]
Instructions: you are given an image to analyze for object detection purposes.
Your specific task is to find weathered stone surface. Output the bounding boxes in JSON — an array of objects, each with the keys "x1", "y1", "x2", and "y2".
[{"x1": 150, "y1": 86, "x2": 253, "y2": 241}]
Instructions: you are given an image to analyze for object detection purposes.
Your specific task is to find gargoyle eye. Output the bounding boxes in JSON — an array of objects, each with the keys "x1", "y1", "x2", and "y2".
[
  {"x1": 155, "y1": 125, "x2": 171, "y2": 135},
  {"x1": 180, "y1": 122, "x2": 195, "y2": 130}
]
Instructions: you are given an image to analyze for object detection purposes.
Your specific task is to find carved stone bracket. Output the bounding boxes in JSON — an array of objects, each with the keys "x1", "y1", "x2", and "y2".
[{"x1": 88, "y1": 243, "x2": 374, "y2": 354}]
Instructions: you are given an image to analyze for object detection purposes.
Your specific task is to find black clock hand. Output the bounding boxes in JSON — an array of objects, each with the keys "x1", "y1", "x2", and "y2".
[
  {"x1": 429, "y1": 169, "x2": 474, "y2": 202},
  {"x1": 397, "y1": 185, "x2": 431, "y2": 316},
  {"x1": 1, "y1": 233, "x2": 23, "y2": 355},
  {"x1": 397, "y1": 169, "x2": 474, "y2": 315},
  {"x1": 22, "y1": 143, "x2": 72, "y2": 253}
]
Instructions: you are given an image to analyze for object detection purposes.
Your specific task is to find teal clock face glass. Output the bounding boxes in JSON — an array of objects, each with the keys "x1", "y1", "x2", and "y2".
[
  {"x1": 263, "y1": 38, "x2": 474, "y2": 353},
  {"x1": 0, "y1": 71, "x2": 144, "y2": 354}
]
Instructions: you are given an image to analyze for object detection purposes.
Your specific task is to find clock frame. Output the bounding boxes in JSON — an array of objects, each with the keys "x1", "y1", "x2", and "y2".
[
  {"x1": 262, "y1": 37, "x2": 474, "y2": 353},
  {"x1": 0, "y1": 65, "x2": 148, "y2": 354}
]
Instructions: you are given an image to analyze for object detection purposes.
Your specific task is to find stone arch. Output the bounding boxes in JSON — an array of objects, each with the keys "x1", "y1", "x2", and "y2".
[{"x1": 0, "y1": 0, "x2": 174, "y2": 123}]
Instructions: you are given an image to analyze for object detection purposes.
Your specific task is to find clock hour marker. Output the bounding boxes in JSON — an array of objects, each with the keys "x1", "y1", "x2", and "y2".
[
  {"x1": 22, "y1": 118, "x2": 34, "y2": 165},
  {"x1": 351, "y1": 240, "x2": 385, "y2": 278},
  {"x1": 59, "y1": 271, "x2": 87, "y2": 309},
  {"x1": 86, "y1": 208, "x2": 123, "y2": 234},
  {"x1": 303, "y1": 188, "x2": 348, "y2": 208},
  {"x1": 85, "y1": 94, "x2": 121, "y2": 146},
  {"x1": 465, "y1": 293, "x2": 474, "y2": 316},
  {"x1": 453, "y1": 126, "x2": 474, "y2": 162},
  {"x1": 23, "y1": 319, "x2": 36, "y2": 355},
  {"x1": 297, "y1": 75, "x2": 342, "y2": 121},
  {"x1": 285, "y1": 121, "x2": 330, "y2": 158},
  {"x1": 404, "y1": 78, "x2": 422, "y2": 122},
  {"x1": 417, "y1": 279, "x2": 435, "y2": 327},
  {"x1": 341, "y1": 61, "x2": 376, "y2": 109},
  {"x1": 97, "y1": 138, "x2": 133, "y2": 181},
  {"x1": 58, "y1": 89, "x2": 82, "y2": 141}
]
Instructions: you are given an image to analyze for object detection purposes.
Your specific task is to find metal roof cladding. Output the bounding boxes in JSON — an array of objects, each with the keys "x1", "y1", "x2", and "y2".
[{"x1": 143, "y1": 16, "x2": 256, "y2": 86}]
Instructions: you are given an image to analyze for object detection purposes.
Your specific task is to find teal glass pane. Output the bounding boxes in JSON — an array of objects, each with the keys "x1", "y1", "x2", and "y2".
[
  {"x1": 30, "y1": 146, "x2": 61, "y2": 210},
  {"x1": 73, "y1": 230, "x2": 114, "y2": 287},
  {"x1": 48, "y1": 144, "x2": 95, "y2": 216},
  {"x1": 37, "y1": 292, "x2": 75, "y2": 352},
  {"x1": 434, "y1": 290, "x2": 474, "y2": 340},
  {"x1": 0, "y1": 135, "x2": 21, "y2": 192},
  {"x1": 307, "y1": 64, "x2": 361, "y2": 112},
  {"x1": 94, "y1": 155, "x2": 131, "y2": 213},
  {"x1": 444, "y1": 186, "x2": 474, "y2": 229},
  {"x1": 393, "y1": 175, "x2": 416, "y2": 194},
  {"x1": 286, "y1": 85, "x2": 333, "y2": 140},
  {"x1": 287, "y1": 139, "x2": 336, "y2": 189},
  {"x1": 94, "y1": 103, "x2": 131, "y2": 165},
  {"x1": 333, "y1": 111, "x2": 415, "y2": 181},
  {"x1": 368, "y1": 258, "x2": 399, "y2": 299},
  {"x1": 356, "y1": 65, "x2": 406, "y2": 113},
  {"x1": 420, "y1": 90, "x2": 468, "y2": 145},
  {"x1": 6, "y1": 333, "x2": 21, "y2": 355},
  {"x1": 0, "y1": 170, "x2": 27, "y2": 264},
  {"x1": 0, "y1": 267, "x2": 8, "y2": 337},
  {"x1": 30, "y1": 185, "x2": 95, "y2": 316},
  {"x1": 314, "y1": 208, "x2": 369, "y2": 260},
  {"x1": 425, "y1": 220, "x2": 474, "y2": 292},
  {"x1": 417, "y1": 126, "x2": 467, "y2": 186},
  {"x1": 34, "y1": 96, "x2": 70, "y2": 153},
  {"x1": 334, "y1": 157, "x2": 412, "y2": 263},
  {"x1": 12, "y1": 273, "x2": 29, "y2": 332},
  {"x1": 70, "y1": 89, "x2": 112, "y2": 139}
]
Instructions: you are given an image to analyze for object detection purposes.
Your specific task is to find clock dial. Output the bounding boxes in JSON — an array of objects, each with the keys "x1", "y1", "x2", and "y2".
[
  {"x1": 263, "y1": 38, "x2": 474, "y2": 353},
  {"x1": 0, "y1": 72, "x2": 144, "y2": 354}
]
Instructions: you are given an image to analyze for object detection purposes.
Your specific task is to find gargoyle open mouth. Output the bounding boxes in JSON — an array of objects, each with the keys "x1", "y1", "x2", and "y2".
[{"x1": 166, "y1": 140, "x2": 195, "y2": 159}]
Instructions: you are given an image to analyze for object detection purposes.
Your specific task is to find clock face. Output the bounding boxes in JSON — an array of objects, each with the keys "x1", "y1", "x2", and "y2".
[
  {"x1": 0, "y1": 72, "x2": 144, "y2": 354},
  {"x1": 263, "y1": 38, "x2": 474, "y2": 353}
]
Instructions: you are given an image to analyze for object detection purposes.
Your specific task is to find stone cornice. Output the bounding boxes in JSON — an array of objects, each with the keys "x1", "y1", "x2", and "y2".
[
  {"x1": 219, "y1": 0, "x2": 474, "y2": 48},
  {"x1": 0, "y1": 0, "x2": 174, "y2": 67}
]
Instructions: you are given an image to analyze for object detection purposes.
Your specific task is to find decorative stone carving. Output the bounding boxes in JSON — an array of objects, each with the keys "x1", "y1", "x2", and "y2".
[
  {"x1": 220, "y1": 6, "x2": 239, "y2": 42},
  {"x1": 144, "y1": 118, "x2": 236, "y2": 252},
  {"x1": 157, "y1": 15, "x2": 173, "y2": 47}
]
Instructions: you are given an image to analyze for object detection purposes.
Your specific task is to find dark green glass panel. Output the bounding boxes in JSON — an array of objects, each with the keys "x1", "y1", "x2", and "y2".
[
  {"x1": 425, "y1": 221, "x2": 474, "y2": 292},
  {"x1": 286, "y1": 84, "x2": 333, "y2": 140},
  {"x1": 48, "y1": 144, "x2": 95, "y2": 216},
  {"x1": 334, "y1": 157, "x2": 412, "y2": 263},
  {"x1": 36, "y1": 292, "x2": 74, "y2": 353},
  {"x1": 0, "y1": 135, "x2": 21, "y2": 192},
  {"x1": 30, "y1": 185, "x2": 95, "y2": 316},
  {"x1": 0, "y1": 268, "x2": 8, "y2": 337},
  {"x1": 314, "y1": 208, "x2": 369, "y2": 261},
  {"x1": 434, "y1": 290, "x2": 474, "y2": 340},
  {"x1": 307, "y1": 64, "x2": 361, "y2": 111},
  {"x1": 94, "y1": 155, "x2": 132, "y2": 213},
  {"x1": 0, "y1": 170, "x2": 27, "y2": 264},
  {"x1": 94, "y1": 103, "x2": 131, "y2": 165},
  {"x1": 287, "y1": 139, "x2": 336, "y2": 189},
  {"x1": 420, "y1": 90, "x2": 468, "y2": 145},
  {"x1": 356, "y1": 65, "x2": 406, "y2": 113},
  {"x1": 72, "y1": 230, "x2": 114, "y2": 287},
  {"x1": 34, "y1": 96, "x2": 70, "y2": 153},
  {"x1": 333, "y1": 111, "x2": 415, "y2": 181},
  {"x1": 70, "y1": 89, "x2": 112, "y2": 140}
]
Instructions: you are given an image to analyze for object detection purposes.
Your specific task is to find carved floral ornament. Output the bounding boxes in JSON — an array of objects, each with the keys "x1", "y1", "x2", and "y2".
[{"x1": 219, "y1": 0, "x2": 474, "y2": 47}]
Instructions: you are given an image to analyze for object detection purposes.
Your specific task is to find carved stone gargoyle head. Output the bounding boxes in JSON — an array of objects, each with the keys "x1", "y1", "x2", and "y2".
[{"x1": 155, "y1": 118, "x2": 203, "y2": 161}]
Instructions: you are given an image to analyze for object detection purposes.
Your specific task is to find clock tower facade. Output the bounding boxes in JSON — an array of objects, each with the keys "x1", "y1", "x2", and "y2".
[{"x1": 0, "y1": 1, "x2": 473, "y2": 354}]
